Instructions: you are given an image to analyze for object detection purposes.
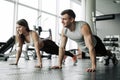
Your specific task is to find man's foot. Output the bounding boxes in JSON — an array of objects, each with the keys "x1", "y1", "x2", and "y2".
[
  {"x1": 111, "y1": 53, "x2": 118, "y2": 65},
  {"x1": 104, "y1": 56, "x2": 110, "y2": 66},
  {"x1": 72, "y1": 55, "x2": 77, "y2": 65}
]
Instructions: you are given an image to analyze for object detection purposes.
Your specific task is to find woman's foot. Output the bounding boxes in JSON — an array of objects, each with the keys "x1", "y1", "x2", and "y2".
[
  {"x1": 50, "y1": 66, "x2": 62, "y2": 69},
  {"x1": 9, "y1": 63, "x2": 17, "y2": 65},
  {"x1": 72, "y1": 55, "x2": 77, "y2": 64},
  {"x1": 35, "y1": 64, "x2": 42, "y2": 68}
]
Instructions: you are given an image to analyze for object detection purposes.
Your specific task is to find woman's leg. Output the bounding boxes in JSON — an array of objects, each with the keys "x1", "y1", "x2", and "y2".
[{"x1": 41, "y1": 40, "x2": 77, "y2": 63}]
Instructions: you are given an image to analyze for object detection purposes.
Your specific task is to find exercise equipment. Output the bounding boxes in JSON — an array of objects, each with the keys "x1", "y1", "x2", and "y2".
[
  {"x1": 33, "y1": 26, "x2": 42, "y2": 35},
  {"x1": 103, "y1": 36, "x2": 120, "y2": 60},
  {"x1": 34, "y1": 26, "x2": 52, "y2": 39},
  {"x1": 103, "y1": 37, "x2": 119, "y2": 50},
  {"x1": 96, "y1": 14, "x2": 115, "y2": 21},
  {"x1": 0, "y1": 35, "x2": 15, "y2": 61}
]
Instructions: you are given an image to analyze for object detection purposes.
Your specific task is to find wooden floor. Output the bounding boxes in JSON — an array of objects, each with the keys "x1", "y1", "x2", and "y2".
[{"x1": 0, "y1": 56, "x2": 120, "y2": 80}]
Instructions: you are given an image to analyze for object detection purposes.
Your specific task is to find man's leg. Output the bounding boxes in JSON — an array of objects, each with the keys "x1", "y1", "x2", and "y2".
[
  {"x1": 105, "y1": 50, "x2": 118, "y2": 65},
  {"x1": 94, "y1": 35, "x2": 118, "y2": 66}
]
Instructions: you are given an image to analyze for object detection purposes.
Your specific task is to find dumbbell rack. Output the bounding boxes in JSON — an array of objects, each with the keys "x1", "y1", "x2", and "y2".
[{"x1": 103, "y1": 37, "x2": 120, "y2": 60}]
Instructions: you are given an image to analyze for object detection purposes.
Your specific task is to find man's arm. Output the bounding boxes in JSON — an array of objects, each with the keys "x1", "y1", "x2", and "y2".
[
  {"x1": 58, "y1": 28, "x2": 68, "y2": 68},
  {"x1": 51, "y1": 28, "x2": 67, "y2": 69},
  {"x1": 81, "y1": 24, "x2": 96, "y2": 72}
]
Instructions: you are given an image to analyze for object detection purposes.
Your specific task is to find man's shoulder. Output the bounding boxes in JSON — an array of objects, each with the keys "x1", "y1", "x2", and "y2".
[
  {"x1": 75, "y1": 21, "x2": 88, "y2": 28},
  {"x1": 76, "y1": 20, "x2": 87, "y2": 24}
]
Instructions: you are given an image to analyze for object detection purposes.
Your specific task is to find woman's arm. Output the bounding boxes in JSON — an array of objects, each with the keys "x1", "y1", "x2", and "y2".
[
  {"x1": 32, "y1": 31, "x2": 42, "y2": 68},
  {"x1": 10, "y1": 35, "x2": 23, "y2": 65}
]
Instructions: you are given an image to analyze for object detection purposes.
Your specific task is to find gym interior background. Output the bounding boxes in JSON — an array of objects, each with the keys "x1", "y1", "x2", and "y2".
[
  {"x1": 0, "y1": 0, "x2": 120, "y2": 50},
  {"x1": 0, "y1": 0, "x2": 120, "y2": 80}
]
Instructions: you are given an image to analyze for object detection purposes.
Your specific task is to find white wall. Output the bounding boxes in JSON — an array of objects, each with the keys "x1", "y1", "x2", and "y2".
[{"x1": 96, "y1": 14, "x2": 120, "y2": 41}]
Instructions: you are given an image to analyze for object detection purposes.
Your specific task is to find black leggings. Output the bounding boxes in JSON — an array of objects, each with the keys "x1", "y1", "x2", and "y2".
[{"x1": 40, "y1": 39, "x2": 74, "y2": 57}]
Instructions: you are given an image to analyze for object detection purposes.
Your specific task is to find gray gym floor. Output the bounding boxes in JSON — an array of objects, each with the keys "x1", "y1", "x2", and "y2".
[{"x1": 0, "y1": 56, "x2": 120, "y2": 80}]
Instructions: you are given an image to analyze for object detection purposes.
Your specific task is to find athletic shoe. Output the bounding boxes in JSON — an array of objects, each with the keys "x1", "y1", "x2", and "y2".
[
  {"x1": 23, "y1": 51, "x2": 29, "y2": 60},
  {"x1": 25, "y1": 56, "x2": 29, "y2": 60},
  {"x1": 104, "y1": 56, "x2": 110, "y2": 66},
  {"x1": 111, "y1": 53, "x2": 118, "y2": 65},
  {"x1": 72, "y1": 55, "x2": 77, "y2": 64},
  {"x1": 33, "y1": 53, "x2": 37, "y2": 60}
]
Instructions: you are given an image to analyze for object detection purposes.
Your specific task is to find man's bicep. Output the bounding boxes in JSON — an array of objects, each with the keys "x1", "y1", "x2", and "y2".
[
  {"x1": 81, "y1": 24, "x2": 92, "y2": 36},
  {"x1": 81, "y1": 24, "x2": 94, "y2": 48}
]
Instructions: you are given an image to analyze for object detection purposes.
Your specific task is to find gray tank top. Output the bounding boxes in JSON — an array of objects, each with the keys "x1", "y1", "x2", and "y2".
[{"x1": 64, "y1": 21, "x2": 96, "y2": 53}]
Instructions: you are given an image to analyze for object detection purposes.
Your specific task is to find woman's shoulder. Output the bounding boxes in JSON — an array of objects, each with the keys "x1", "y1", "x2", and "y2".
[
  {"x1": 30, "y1": 30, "x2": 39, "y2": 39},
  {"x1": 30, "y1": 30, "x2": 38, "y2": 35},
  {"x1": 30, "y1": 30, "x2": 36, "y2": 33}
]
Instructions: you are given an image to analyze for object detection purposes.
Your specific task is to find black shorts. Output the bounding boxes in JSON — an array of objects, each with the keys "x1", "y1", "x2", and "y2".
[{"x1": 94, "y1": 35, "x2": 107, "y2": 56}]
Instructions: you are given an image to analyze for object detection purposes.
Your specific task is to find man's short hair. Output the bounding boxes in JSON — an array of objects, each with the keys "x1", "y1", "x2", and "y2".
[{"x1": 61, "y1": 9, "x2": 76, "y2": 19}]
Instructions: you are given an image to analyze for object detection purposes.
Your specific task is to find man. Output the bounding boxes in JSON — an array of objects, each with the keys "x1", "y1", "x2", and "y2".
[{"x1": 51, "y1": 9, "x2": 118, "y2": 72}]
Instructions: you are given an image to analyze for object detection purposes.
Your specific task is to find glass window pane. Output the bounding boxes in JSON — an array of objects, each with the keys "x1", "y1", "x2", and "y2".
[
  {"x1": 71, "y1": 1, "x2": 84, "y2": 21},
  {"x1": 40, "y1": 13, "x2": 56, "y2": 41},
  {"x1": 19, "y1": 0, "x2": 38, "y2": 9},
  {"x1": 57, "y1": 0, "x2": 70, "y2": 15},
  {"x1": 0, "y1": 0, "x2": 14, "y2": 42},
  {"x1": 42, "y1": 0, "x2": 56, "y2": 14},
  {"x1": 18, "y1": 5, "x2": 38, "y2": 30}
]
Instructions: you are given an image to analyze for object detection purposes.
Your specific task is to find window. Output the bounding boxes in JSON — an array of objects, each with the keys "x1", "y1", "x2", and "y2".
[
  {"x1": 40, "y1": 13, "x2": 56, "y2": 41},
  {"x1": 71, "y1": 0, "x2": 84, "y2": 21},
  {"x1": 19, "y1": 0, "x2": 38, "y2": 9},
  {"x1": 0, "y1": 0, "x2": 14, "y2": 42},
  {"x1": 18, "y1": 5, "x2": 38, "y2": 30},
  {"x1": 41, "y1": 0, "x2": 56, "y2": 15},
  {"x1": 0, "y1": 0, "x2": 85, "y2": 51}
]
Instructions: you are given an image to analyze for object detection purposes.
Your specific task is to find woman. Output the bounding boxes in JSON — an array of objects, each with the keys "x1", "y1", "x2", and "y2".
[
  {"x1": 10, "y1": 19, "x2": 42, "y2": 68},
  {"x1": 10, "y1": 19, "x2": 77, "y2": 68}
]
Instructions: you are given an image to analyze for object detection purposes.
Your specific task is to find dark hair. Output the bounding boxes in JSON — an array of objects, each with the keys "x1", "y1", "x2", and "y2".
[
  {"x1": 16, "y1": 19, "x2": 30, "y2": 43},
  {"x1": 61, "y1": 9, "x2": 76, "y2": 19},
  {"x1": 16, "y1": 19, "x2": 30, "y2": 32}
]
